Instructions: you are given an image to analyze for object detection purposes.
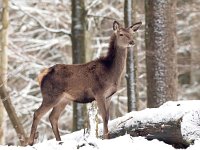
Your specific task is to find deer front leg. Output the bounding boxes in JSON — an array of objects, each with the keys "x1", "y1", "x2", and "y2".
[
  {"x1": 105, "y1": 97, "x2": 111, "y2": 120},
  {"x1": 95, "y1": 96, "x2": 109, "y2": 139}
]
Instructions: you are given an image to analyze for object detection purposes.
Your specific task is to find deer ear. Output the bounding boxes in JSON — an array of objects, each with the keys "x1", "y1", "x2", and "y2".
[
  {"x1": 130, "y1": 22, "x2": 142, "y2": 32},
  {"x1": 113, "y1": 21, "x2": 120, "y2": 31}
]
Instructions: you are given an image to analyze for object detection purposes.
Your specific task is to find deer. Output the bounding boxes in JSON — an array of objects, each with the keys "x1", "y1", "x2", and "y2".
[{"x1": 28, "y1": 20, "x2": 142, "y2": 145}]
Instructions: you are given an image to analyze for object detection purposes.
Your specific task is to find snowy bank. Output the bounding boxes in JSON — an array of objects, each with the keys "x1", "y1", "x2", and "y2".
[
  {"x1": 1, "y1": 100, "x2": 200, "y2": 150},
  {"x1": 1, "y1": 134, "x2": 200, "y2": 150}
]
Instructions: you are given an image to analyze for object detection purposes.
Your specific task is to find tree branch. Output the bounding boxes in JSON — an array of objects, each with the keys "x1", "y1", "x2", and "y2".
[{"x1": 10, "y1": 2, "x2": 71, "y2": 36}]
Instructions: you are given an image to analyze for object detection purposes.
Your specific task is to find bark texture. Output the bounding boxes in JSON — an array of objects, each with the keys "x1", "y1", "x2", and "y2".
[
  {"x1": 107, "y1": 119, "x2": 188, "y2": 148},
  {"x1": 71, "y1": 0, "x2": 87, "y2": 131},
  {"x1": 0, "y1": 0, "x2": 9, "y2": 144},
  {"x1": 124, "y1": 0, "x2": 138, "y2": 111},
  {"x1": 0, "y1": 77, "x2": 27, "y2": 145},
  {"x1": 0, "y1": 0, "x2": 27, "y2": 145},
  {"x1": 145, "y1": 0, "x2": 177, "y2": 107}
]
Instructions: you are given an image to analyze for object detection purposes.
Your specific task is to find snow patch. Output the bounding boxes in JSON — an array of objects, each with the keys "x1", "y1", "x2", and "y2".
[
  {"x1": 1, "y1": 100, "x2": 200, "y2": 150},
  {"x1": 181, "y1": 110, "x2": 200, "y2": 143}
]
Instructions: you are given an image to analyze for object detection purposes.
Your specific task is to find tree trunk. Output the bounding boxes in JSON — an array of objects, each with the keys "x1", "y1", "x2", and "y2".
[
  {"x1": 191, "y1": 17, "x2": 200, "y2": 84},
  {"x1": 0, "y1": 0, "x2": 9, "y2": 144},
  {"x1": 0, "y1": 77, "x2": 27, "y2": 146},
  {"x1": 108, "y1": 119, "x2": 188, "y2": 148},
  {"x1": 71, "y1": 0, "x2": 87, "y2": 131},
  {"x1": 145, "y1": 0, "x2": 177, "y2": 108},
  {"x1": 124, "y1": 0, "x2": 138, "y2": 112},
  {"x1": 0, "y1": 0, "x2": 27, "y2": 145}
]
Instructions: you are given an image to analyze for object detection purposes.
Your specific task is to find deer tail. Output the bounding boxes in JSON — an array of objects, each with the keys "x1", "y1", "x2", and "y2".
[{"x1": 37, "y1": 68, "x2": 52, "y2": 86}]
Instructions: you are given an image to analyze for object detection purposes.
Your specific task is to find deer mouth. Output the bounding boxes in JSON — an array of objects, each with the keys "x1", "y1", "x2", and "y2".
[{"x1": 128, "y1": 41, "x2": 135, "y2": 47}]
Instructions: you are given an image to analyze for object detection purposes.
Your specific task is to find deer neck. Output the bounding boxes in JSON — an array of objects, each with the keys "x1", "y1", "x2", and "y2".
[
  {"x1": 105, "y1": 35, "x2": 128, "y2": 82},
  {"x1": 112, "y1": 44, "x2": 127, "y2": 81}
]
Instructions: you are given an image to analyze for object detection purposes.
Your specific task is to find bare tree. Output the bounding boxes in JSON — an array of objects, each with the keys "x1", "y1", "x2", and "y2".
[
  {"x1": 71, "y1": 0, "x2": 87, "y2": 131},
  {"x1": 0, "y1": 0, "x2": 9, "y2": 144},
  {"x1": 124, "y1": 0, "x2": 139, "y2": 111},
  {"x1": 0, "y1": 77, "x2": 27, "y2": 145},
  {"x1": 0, "y1": 0, "x2": 27, "y2": 145},
  {"x1": 145, "y1": 0, "x2": 177, "y2": 107}
]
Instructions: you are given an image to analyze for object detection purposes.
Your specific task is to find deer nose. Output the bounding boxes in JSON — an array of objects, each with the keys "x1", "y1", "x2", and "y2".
[{"x1": 129, "y1": 40, "x2": 134, "y2": 45}]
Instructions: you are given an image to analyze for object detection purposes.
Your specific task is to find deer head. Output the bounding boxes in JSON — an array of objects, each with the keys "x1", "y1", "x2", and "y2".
[{"x1": 113, "y1": 21, "x2": 142, "y2": 48}]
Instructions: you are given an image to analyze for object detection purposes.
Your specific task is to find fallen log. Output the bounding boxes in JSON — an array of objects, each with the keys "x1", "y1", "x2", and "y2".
[
  {"x1": 47, "y1": 100, "x2": 200, "y2": 149},
  {"x1": 97, "y1": 100, "x2": 200, "y2": 148},
  {"x1": 108, "y1": 117, "x2": 186, "y2": 148}
]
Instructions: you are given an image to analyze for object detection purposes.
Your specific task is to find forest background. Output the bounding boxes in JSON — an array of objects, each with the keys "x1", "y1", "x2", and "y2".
[{"x1": 0, "y1": 0, "x2": 200, "y2": 146}]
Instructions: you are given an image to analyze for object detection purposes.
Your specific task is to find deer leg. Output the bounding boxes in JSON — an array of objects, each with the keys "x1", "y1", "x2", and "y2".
[
  {"x1": 49, "y1": 101, "x2": 68, "y2": 141},
  {"x1": 28, "y1": 103, "x2": 54, "y2": 145},
  {"x1": 95, "y1": 96, "x2": 109, "y2": 139},
  {"x1": 105, "y1": 97, "x2": 111, "y2": 119},
  {"x1": 28, "y1": 93, "x2": 62, "y2": 146}
]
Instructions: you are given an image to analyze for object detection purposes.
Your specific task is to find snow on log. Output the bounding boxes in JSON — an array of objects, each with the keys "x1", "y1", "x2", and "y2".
[
  {"x1": 181, "y1": 109, "x2": 200, "y2": 143},
  {"x1": 97, "y1": 100, "x2": 200, "y2": 147}
]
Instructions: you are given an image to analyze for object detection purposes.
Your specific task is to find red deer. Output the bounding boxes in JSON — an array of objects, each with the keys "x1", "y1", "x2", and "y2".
[{"x1": 28, "y1": 21, "x2": 142, "y2": 145}]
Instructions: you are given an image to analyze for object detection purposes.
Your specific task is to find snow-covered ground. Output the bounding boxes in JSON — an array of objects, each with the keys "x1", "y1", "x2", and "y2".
[
  {"x1": 1, "y1": 134, "x2": 200, "y2": 150},
  {"x1": 1, "y1": 100, "x2": 200, "y2": 150}
]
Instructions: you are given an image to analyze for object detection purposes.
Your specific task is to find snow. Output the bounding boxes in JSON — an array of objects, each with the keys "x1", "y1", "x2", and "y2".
[
  {"x1": 1, "y1": 134, "x2": 200, "y2": 150},
  {"x1": 108, "y1": 100, "x2": 200, "y2": 141},
  {"x1": 181, "y1": 110, "x2": 200, "y2": 142},
  {"x1": 1, "y1": 100, "x2": 200, "y2": 150}
]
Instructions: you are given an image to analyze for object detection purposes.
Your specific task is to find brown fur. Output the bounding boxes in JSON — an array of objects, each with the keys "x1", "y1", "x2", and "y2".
[
  {"x1": 37, "y1": 68, "x2": 49, "y2": 86},
  {"x1": 28, "y1": 21, "x2": 142, "y2": 145}
]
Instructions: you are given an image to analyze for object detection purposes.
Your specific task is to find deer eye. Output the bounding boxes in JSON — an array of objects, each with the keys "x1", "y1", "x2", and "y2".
[{"x1": 119, "y1": 33, "x2": 124, "y2": 36}]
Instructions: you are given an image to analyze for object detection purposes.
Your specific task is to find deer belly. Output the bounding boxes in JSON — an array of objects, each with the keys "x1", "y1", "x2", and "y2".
[
  {"x1": 75, "y1": 97, "x2": 95, "y2": 103},
  {"x1": 74, "y1": 93, "x2": 95, "y2": 103},
  {"x1": 71, "y1": 89, "x2": 95, "y2": 103}
]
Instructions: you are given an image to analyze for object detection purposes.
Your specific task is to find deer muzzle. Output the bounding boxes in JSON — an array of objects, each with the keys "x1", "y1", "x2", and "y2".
[
  {"x1": 128, "y1": 41, "x2": 135, "y2": 47},
  {"x1": 129, "y1": 40, "x2": 134, "y2": 45}
]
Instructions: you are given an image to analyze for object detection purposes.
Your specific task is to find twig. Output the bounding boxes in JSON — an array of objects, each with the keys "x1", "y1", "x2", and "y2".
[
  {"x1": 10, "y1": 2, "x2": 71, "y2": 36},
  {"x1": 87, "y1": 14, "x2": 120, "y2": 21}
]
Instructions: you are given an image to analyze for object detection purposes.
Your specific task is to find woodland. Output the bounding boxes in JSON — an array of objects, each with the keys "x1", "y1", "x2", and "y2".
[{"x1": 0, "y1": 0, "x2": 200, "y2": 149}]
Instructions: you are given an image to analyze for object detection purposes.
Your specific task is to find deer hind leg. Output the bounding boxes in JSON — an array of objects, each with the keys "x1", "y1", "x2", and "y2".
[
  {"x1": 49, "y1": 101, "x2": 68, "y2": 141},
  {"x1": 95, "y1": 96, "x2": 109, "y2": 139},
  {"x1": 28, "y1": 95, "x2": 61, "y2": 145}
]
